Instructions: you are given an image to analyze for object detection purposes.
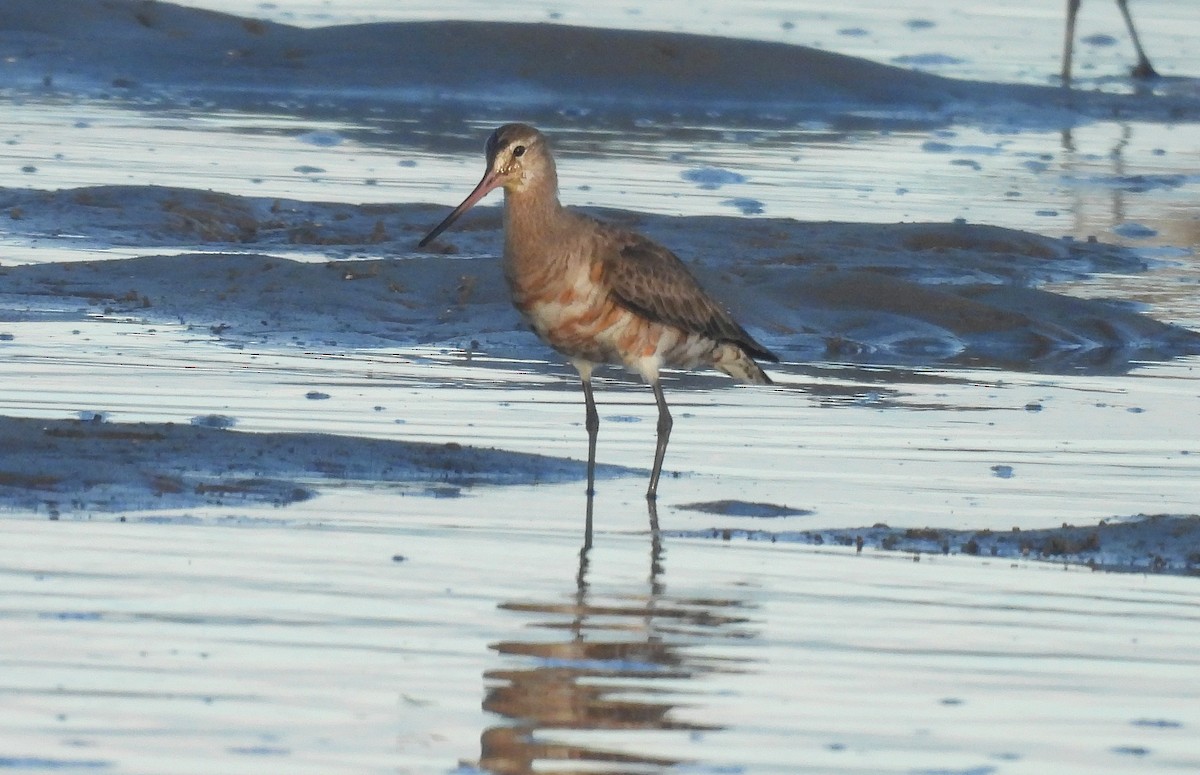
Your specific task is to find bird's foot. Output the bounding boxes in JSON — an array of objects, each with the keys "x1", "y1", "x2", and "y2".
[{"x1": 1131, "y1": 62, "x2": 1159, "y2": 80}]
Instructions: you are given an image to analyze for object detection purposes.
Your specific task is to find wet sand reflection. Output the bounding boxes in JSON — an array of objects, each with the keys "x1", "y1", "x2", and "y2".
[{"x1": 477, "y1": 499, "x2": 758, "y2": 774}]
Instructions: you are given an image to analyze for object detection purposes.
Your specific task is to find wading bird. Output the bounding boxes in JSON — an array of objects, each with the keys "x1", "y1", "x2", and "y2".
[
  {"x1": 419, "y1": 124, "x2": 777, "y2": 499},
  {"x1": 1062, "y1": 0, "x2": 1158, "y2": 84}
]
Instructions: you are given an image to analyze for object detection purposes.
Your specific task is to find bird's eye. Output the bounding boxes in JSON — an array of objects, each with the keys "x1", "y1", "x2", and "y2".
[{"x1": 512, "y1": 145, "x2": 526, "y2": 158}]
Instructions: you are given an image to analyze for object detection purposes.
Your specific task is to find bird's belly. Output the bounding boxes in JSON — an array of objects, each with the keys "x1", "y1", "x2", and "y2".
[
  {"x1": 524, "y1": 295, "x2": 634, "y2": 362},
  {"x1": 516, "y1": 290, "x2": 716, "y2": 379}
]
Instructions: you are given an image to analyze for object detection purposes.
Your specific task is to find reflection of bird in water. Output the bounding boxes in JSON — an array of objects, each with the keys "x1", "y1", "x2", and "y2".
[
  {"x1": 475, "y1": 504, "x2": 756, "y2": 774},
  {"x1": 1062, "y1": 0, "x2": 1158, "y2": 85},
  {"x1": 420, "y1": 124, "x2": 777, "y2": 500}
]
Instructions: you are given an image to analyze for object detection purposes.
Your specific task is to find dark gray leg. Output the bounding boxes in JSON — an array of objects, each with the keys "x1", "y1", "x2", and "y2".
[
  {"x1": 646, "y1": 380, "x2": 673, "y2": 500},
  {"x1": 1116, "y1": 0, "x2": 1158, "y2": 78},
  {"x1": 578, "y1": 491, "x2": 594, "y2": 578},
  {"x1": 581, "y1": 376, "x2": 599, "y2": 497},
  {"x1": 646, "y1": 498, "x2": 664, "y2": 588},
  {"x1": 1062, "y1": 0, "x2": 1081, "y2": 84}
]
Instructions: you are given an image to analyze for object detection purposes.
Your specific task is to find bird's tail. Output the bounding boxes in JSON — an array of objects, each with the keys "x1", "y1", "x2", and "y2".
[{"x1": 715, "y1": 344, "x2": 773, "y2": 385}]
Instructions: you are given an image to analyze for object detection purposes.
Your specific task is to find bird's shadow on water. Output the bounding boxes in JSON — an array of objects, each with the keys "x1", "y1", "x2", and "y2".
[{"x1": 473, "y1": 496, "x2": 759, "y2": 774}]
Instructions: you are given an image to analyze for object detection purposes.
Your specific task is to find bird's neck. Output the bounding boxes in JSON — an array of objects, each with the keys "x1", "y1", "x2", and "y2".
[{"x1": 503, "y1": 174, "x2": 564, "y2": 246}]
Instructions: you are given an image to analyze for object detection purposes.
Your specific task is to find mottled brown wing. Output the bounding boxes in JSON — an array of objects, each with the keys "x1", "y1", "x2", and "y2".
[{"x1": 602, "y1": 230, "x2": 778, "y2": 363}]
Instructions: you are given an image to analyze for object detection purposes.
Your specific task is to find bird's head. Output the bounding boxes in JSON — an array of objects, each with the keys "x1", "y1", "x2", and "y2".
[{"x1": 419, "y1": 123, "x2": 553, "y2": 247}]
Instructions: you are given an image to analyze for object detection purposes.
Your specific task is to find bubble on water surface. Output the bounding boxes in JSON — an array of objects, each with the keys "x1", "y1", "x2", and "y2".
[
  {"x1": 1130, "y1": 718, "x2": 1182, "y2": 728},
  {"x1": 295, "y1": 131, "x2": 343, "y2": 147},
  {"x1": 190, "y1": 414, "x2": 237, "y2": 428},
  {"x1": 0, "y1": 757, "x2": 112, "y2": 769},
  {"x1": 680, "y1": 500, "x2": 813, "y2": 518},
  {"x1": 722, "y1": 197, "x2": 764, "y2": 215},
  {"x1": 1113, "y1": 222, "x2": 1158, "y2": 239},
  {"x1": 680, "y1": 167, "x2": 747, "y2": 190}
]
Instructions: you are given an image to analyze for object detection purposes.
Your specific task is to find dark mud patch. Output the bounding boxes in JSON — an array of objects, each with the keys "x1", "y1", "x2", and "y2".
[
  {"x1": 0, "y1": 415, "x2": 625, "y2": 516},
  {"x1": 669, "y1": 514, "x2": 1200, "y2": 575},
  {"x1": 3, "y1": 185, "x2": 1198, "y2": 372},
  {"x1": 678, "y1": 500, "x2": 814, "y2": 518},
  {"x1": 4, "y1": 0, "x2": 1197, "y2": 124}
]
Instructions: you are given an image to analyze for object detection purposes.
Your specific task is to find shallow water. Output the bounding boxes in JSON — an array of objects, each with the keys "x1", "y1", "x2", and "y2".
[
  {"x1": 1, "y1": 0, "x2": 1199, "y2": 773},
  {"x1": 5, "y1": 95, "x2": 1199, "y2": 247},
  {"x1": 5, "y1": 518, "x2": 1200, "y2": 774}
]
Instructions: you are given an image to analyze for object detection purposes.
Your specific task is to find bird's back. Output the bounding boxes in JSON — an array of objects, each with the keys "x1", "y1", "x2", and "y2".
[{"x1": 504, "y1": 209, "x2": 776, "y2": 384}]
